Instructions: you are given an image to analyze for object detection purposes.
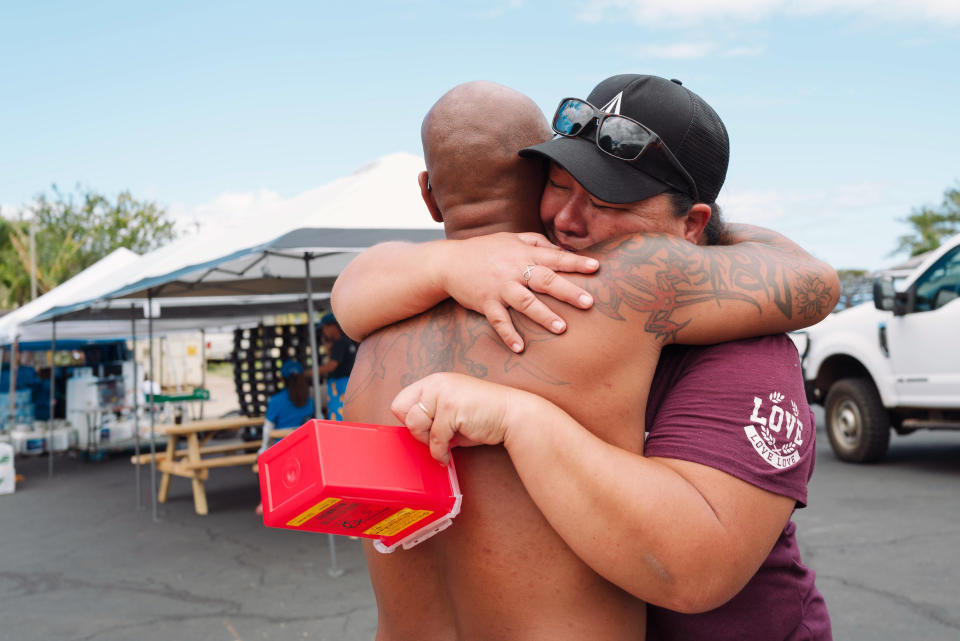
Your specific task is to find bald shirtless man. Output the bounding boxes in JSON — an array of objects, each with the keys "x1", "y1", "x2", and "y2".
[{"x1": 335, "y1": 80, "x2": 837, "y2": 640}]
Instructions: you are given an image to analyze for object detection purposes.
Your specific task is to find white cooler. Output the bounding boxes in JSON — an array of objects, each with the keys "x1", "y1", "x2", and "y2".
[
  {"x1": 11, "y1": 428, "x2": 47, "y2": 455},
  {"x1": 0, "y1": 442, "x2": 15, "y2": 495}
]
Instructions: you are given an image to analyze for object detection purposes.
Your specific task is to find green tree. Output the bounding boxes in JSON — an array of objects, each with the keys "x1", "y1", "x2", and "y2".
[
  {"x1": 0, "y1": 185, "x2": 178, "y2": 307},
  {"x1": 893, "y1": 185, "x2": 960, "y2": 257},
  {"x1": 0, "y1": 218, "x2": 33, "y2": 308},
  {"x1": 836, "y1": 269, "x2": 873, "y2": 311}
]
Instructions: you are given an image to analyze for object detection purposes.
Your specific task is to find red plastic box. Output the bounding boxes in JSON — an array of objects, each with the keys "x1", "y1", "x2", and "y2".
[{"x1": 258, "y1": 419, "x2": 461, "y2": 553}]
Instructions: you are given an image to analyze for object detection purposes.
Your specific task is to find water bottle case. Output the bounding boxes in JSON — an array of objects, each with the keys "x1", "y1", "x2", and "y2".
[{"x1": 258, "y1": 419, "x2": 461, "y2": 553}]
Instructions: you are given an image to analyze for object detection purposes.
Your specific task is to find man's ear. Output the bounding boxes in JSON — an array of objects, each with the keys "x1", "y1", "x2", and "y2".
[
  {"x1": 418, "y1": 171, "x2": 443, "y2": 224},
  {"x1": 683, "y1": 203, "x2": 711, "y2": 244}
]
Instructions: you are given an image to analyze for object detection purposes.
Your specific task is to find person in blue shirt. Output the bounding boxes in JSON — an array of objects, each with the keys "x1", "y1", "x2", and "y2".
[
  {"x1": 256, "y1": 359, "x2": 315, "y2": 514},
  {"x1": 258, "y1": 360, "x2": 315, "y2": 453}
]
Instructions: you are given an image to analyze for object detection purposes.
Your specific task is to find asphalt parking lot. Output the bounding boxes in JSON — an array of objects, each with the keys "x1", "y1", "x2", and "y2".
[
  {"x1": 1, "y1": 452, "x2": 378, "y2": 641},
  {"x1": 793, "y1": 407, "x2": 960, "y2": 641},
  {"x1": 2, "y1": 409, "x2": 959, "y2": 641}
]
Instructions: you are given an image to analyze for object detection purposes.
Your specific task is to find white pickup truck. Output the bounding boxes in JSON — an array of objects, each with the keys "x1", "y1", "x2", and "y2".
[{"x1": 792, "y1": 232, "x2": 960, "y2": 462}]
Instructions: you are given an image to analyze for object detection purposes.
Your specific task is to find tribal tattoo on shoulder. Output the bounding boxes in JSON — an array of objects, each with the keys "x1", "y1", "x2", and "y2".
[{"x1": 583, "y1": 232, "x2": 834, "y2": 342}]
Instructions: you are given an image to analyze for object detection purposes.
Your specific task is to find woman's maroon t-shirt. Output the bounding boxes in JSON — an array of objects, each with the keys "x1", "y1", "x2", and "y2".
[{"x1": 644, "y1": 334, "x2": 832, "y2": 641}]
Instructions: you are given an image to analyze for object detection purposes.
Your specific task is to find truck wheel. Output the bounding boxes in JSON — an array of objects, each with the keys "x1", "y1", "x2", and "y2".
[{"x1": 824, "y1": 378, "x2": 890, "y2": 463}]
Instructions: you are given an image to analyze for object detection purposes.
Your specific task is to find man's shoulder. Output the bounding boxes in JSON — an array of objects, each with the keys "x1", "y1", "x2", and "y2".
[{"x1": 345, "y1": 299, "x2": 483, "y2": 423}]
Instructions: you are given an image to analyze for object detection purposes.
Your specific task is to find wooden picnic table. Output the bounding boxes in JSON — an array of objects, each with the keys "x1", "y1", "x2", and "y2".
[{"x1": 130, "y1": 416, "x2": 293, "y2": 515}]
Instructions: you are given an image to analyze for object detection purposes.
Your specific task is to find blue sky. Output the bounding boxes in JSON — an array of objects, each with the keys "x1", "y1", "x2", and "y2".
[{"x1": 2, "y1": 1, "x2": 958, "y2": 271}]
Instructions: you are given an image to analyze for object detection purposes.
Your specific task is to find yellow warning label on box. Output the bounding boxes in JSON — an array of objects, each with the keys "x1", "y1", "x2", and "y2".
[
  {"x1": 364, "y1": 508, "x2": 434, "y2": 537},
  {"x1": 287, "y1": 497, "x2": 342, "y2": 527}
]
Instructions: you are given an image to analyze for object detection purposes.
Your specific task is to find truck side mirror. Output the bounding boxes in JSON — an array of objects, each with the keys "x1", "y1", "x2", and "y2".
[
  {"x1": 874, "y1": 275, "x2": 909, "y2": 315},
  {"x1": 873, "y1": 276, "x2": 895, "y2": 311}
]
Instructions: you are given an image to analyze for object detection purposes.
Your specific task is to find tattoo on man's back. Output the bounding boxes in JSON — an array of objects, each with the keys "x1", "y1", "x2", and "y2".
[{"x1": 344, "y1": 301, "x2": 568, "y2": 402}]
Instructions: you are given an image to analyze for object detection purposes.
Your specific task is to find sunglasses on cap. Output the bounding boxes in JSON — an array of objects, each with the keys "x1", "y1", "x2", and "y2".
[{"x1": 551, "y1": 97, "x2": 700, "y2": 202}]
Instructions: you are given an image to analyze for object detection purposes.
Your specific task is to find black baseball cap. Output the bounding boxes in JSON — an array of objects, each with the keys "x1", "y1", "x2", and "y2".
[{"x1": 520, "y1": 74, "x2": 729, "y2": 204}]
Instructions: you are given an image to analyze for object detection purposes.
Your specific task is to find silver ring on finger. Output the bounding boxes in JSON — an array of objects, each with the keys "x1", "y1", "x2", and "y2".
[{"x1": 522, "y1": 264, "x2": 536, "y2": 283}]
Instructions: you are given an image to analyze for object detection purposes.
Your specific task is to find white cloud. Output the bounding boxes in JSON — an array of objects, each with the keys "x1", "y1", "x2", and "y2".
[
  {"x1": 168, "y1": 189, "x2": 285, "y2": 233},
  {"x1": 722, "y1": 181, "x2": 896, "y2": 224},
  {"x1": 900, "y1": 36, "x2": 936, "y2": 47},
  {"x1": 722, "y1": 45, "x2": 765, "y2": 57},
  {"x1": 631, "y1": 40, "x2": 765, "y2": 59},
  {"x1": 719, "y1": 182, "x2": 912, "y2": 269},
  {"x1": 579, "y1": 0, "x2": 780, "y2": 24},
  {"x1": 634, "y1": 41, "x2": 716, "y2": 59},
  {"x1": 580, "y1": 0, "x2": 960, "y2": 26},
  {"x1": 718, "y1": 188, "x2": 789, "y2": 224},
  {"x1": 472, "y1": 0, "x2": 526, "y2": 20},
  {"x1": 798, "y1": 0, "x2": 960, "y2": 23},
  {"x1": 167, "y1": 152, "x2": 433, "y2": 240}
]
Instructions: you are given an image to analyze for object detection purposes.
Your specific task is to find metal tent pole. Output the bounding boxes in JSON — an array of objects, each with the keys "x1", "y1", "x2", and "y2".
[
  {"x1": 199, "y1": 328, "x2": 206, "y2": 420},
  {"x1": 132, "y1": 304, "x2": 142, "y2": 510},
  {"x1": 48, "y1": 319, "x2": 56, "y2": 478},
  {"x1": 158, "y1": 335, "x2": 164, "y2": 393},
  {"x1": 148, "y1": 292, "x2": 158, "y2": 522},
  {"x1": 303, "y1": 253, "x2": 323, "y2": 420},
  {"x1": 327, "y1": 533, "x2": 342, "y2": 578},
  {"x1": 303, "y1": 252, "x2": 341, "y2": 577},
  {"x1": 8, "y1": 337, "x2": 18, "y2": 429}
]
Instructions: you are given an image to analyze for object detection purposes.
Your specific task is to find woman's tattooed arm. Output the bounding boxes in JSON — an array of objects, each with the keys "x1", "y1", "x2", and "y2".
[{"x1": 580, "y1": 227, "x2": 838, "y2": 343}]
